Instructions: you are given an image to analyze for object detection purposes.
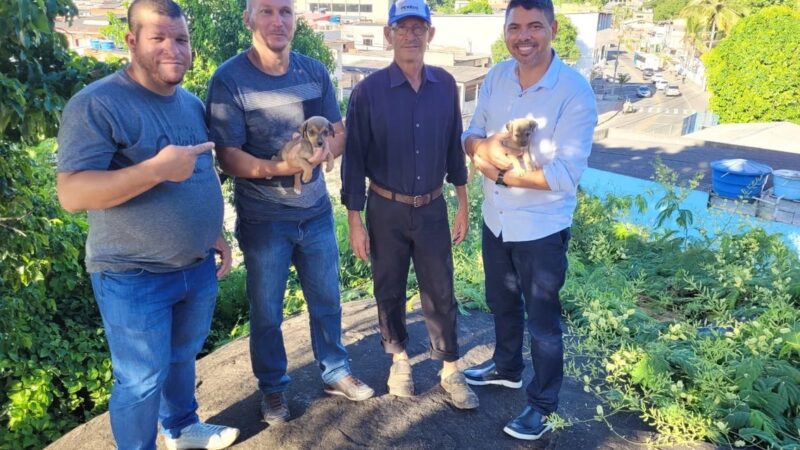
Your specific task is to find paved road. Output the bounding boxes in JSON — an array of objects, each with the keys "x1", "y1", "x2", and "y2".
[{"x1": 594, "y1": 49, "x2": 711, "y2": 136}]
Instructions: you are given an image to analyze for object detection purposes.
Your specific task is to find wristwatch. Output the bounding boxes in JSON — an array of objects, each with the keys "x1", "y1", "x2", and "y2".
[{"x1": 495, "y1": 170, "x2": 508, "y2": 187}]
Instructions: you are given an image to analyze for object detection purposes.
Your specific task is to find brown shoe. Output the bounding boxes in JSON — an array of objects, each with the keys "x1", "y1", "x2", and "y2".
[
  {"x1": 387, "y1": 359, "x2": 415, "y2": 397},
  {"x1": 441, "y1": 371, "x2": 479, "y2": 410},
  {"x1": 260, "y1": 392, "x2": 290, "y2": 425},
  {"x1": 324, "y1": 374, "x2": 375, "y2": 401}
]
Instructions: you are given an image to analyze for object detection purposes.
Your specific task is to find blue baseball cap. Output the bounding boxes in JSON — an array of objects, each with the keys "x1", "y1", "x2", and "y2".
[{"x1": 388, "y1": 0, "x2": 432, "y2": 26}]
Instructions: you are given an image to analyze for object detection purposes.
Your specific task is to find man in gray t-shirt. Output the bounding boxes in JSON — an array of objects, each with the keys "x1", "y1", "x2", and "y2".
[
  {"x1": 56, "y1": 0, "x2": 238, "y2": 448},
  {"x1": 205, "y1": 0, "x2": 374, "y2": 425}
]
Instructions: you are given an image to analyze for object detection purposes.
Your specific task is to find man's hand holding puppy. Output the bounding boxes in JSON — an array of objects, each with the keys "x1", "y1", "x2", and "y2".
[
  {"x1": 465, "y1": 133, "x2": 551, "y2": 190},
  {"x1": 283, "y1": 132, "x2": 328, "y2": 173}
]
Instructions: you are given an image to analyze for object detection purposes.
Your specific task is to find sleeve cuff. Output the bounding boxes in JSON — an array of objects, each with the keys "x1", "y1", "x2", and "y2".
[{"x1": 341, "y1": 191, "x2": 367, "y2": 211}]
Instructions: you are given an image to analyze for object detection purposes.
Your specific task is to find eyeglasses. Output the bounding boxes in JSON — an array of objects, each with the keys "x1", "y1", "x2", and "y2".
[{"x1": 392, "y1": 25, "x2": 429, "y2": 37}]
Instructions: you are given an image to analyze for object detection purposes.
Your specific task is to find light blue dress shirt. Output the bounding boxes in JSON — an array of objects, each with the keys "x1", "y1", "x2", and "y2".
[{"x1": 462, "y1": 51, "x2": 598, "y2": 242}]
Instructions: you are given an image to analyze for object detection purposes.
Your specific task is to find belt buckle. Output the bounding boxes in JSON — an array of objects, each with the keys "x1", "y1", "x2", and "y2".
[{"x1": 412, "y1": 195, "x2": 424, "y2": 207}]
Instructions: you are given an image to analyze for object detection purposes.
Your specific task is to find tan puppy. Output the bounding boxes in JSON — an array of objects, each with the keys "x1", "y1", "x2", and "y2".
[
  {"x1": 274, "y1": 116, "x2": 335, "y2": 194},
  {"x1": 502, "y1": 118, "x2": 537, "y2": 176}
]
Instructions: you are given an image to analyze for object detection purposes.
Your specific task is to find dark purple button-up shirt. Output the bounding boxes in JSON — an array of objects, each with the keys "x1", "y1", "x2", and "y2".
[{"x1": 341, "y1": 62, "x2": 468, "y2": 211}]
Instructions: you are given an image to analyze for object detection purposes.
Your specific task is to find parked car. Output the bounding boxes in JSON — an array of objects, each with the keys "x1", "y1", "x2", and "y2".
[
  {"x1": 636, "y1": 85, "x2": 653, "y2": 98},
  {"x1": 665, "y1": 85, "x2": 681, "y2": 96},
  {"x1": 655, "y1": 79, "x2": 669, "y2": 91},
  {"x1": 651, "y1": 73, "x2": 666, "y2": 85},
  {"x1": 642, "y1": 68, "x2": 654, "y2": 79}
]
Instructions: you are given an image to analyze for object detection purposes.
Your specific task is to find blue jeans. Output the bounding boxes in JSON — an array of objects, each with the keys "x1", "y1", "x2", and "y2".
[
  {"x1": 482, "y1": 224, "x2": 570, "y2": 415},
  {"x1": 90, "y1": 254, "x2": 217, "y2": 450},
  {"x1": 236, "y1": 211, "x2": 350, "y2": 394}
]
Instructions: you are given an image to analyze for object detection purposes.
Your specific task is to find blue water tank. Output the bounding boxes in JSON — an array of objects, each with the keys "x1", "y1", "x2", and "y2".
[
  {"x1": 773, "y1": 169, "x2": 800, "y2": 200},
  {"x1": 710, "y1": 159, "x2": 772, "y2": 200},
  {"x1": 330, "y1": 15, "x2": 341, "y2": 23},
  {"x1": 100, "y1": 40, "x2": 115, "y2": 50},
  {"x1": 90, "y1": 39, "x2": 102, "y2": 49}
]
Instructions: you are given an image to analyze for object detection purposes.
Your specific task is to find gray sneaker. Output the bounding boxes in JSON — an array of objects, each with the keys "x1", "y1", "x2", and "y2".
[
  {"x1": 387, "y1": 359, "x2": 415, "y2": 397},
  {"x1": 260, "y1": 392, "x2": 290, "y2": 425},
  {"x1": 441, "y1": 371, "x2": 480, "y2": 410},
  {"x1": 324, "y1": 374, "x2": 375, "y2": 401}
]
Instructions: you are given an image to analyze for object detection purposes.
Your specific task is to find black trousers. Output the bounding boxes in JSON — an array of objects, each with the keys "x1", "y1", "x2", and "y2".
[
  {"x1": 482, "y1": 223, "x2": 570, "y2": 415},
  {"x1": 366, "y1": 190, "x2": 459, "y2": 362}
]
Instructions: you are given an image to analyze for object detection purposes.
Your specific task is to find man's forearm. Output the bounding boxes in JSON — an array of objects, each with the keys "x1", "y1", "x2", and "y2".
[
  {"x1": 329, "y1": 122, "x2": 346, "y2": 158},
  {"x1": 463, "y1": 136, "x2": 482, "y2": 159},
  {"x1": 218, "y1": 146, "x2": 296, "y2": 178},
  {"x1": 57, "y1": 161, "x2": 162, "y2": 213},
  {"x1": 347, "y1": 209, "x2": 364, "y2": 225},
  {"x1": 455, "y1": 184, "x2": 468, "y2": 205},
  {"x1": 504, "y1": 167, "x2": 552, "y2": 190}
]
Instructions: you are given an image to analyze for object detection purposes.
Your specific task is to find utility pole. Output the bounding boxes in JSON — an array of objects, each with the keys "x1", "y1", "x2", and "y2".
[{"x1": 612, "y1": 38, "x2": 621, "y2": 97}]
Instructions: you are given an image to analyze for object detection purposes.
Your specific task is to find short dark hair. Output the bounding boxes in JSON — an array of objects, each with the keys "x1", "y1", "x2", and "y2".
[
  {"x1": 504, "y1": 0, "x2": 555, "y2": 25},
  {"x1": 127, "y1": 0, "x2": 185, "y2": 35}
]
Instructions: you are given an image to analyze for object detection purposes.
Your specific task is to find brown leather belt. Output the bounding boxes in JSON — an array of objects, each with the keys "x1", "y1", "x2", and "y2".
[{"x1": 369, "y1": 183, "x2": 443, "y2": 208}]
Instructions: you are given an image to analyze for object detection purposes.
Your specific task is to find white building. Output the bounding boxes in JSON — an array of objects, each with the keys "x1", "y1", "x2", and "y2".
[
  {"x1": 294, "y1": 0, "x2": 391, "y2": 23},
  {"x1": 335, "y1": 11, "x2": 611, "y2": 80}
]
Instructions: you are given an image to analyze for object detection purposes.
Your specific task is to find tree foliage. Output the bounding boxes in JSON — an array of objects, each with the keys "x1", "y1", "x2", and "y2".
[
  {"x1": 648, "y1": 0, "x2": 690, "y2": 20},
  {"x1": 681, "y1": 0, "x2": 743, "y2": 49},
  {"x1": 292, "y1": 18, "x2": 335, "y2": 74},
  {"x1": 491, "y1": 33, "x2": 509, "y2": 64},
  {"x1": 98, "y1": 0, "x2": 334, "y2": 98},
  {"x1": 1, "y1": 0, "x2": 118, "y2": 447},
  {"x1": 703, "y1": 6, "x2": 800, "y2": 124},
  {"x1": 458, "y1": 0, "x2": 494, "y2": 14},
  {"x1": 432, "y1": 0, "x2": 457, "y2": 13},
  {"x1": 490, "y1": 14, "x2": 581, "y2": 64}
]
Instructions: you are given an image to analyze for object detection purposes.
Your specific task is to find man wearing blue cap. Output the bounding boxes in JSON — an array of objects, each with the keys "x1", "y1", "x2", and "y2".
[{"x1": 342, "y1": 0, "x2": 478, "y2": 410}]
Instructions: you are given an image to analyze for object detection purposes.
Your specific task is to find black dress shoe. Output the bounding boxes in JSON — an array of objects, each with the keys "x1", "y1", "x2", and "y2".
[
  {"x1": 463, "y1": 361, "x2": 522, "y2": 388},
  {"x1": 503, "y1": 406, "x2": 552, "y2": 440}
]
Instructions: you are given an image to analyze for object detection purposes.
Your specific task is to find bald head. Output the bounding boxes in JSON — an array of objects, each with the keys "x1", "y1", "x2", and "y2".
[{"x1": 127, "y1": 0, "x2": 185, "y2": 36}]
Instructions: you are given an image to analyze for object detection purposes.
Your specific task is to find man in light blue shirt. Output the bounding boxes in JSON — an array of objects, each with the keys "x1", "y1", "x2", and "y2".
[{"x1": 461, "y1": 0, "x2": 597, "y2": 441}]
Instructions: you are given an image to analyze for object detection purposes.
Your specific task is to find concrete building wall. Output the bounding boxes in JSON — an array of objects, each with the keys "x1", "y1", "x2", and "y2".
[
  {"x1": 427, "y1": 12, "x2": 610, "y2": 80},
  {"x1": 341, "y1": 23, "x2": 387, "y2": 50},
  {"x1": 294, "y1": 0, "x2": 391, "y2": 24}
]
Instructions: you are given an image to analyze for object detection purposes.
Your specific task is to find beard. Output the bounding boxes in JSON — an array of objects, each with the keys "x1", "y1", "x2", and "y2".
[{"x1": 132, "y1": 50, "x2": 188, "y2": 87}]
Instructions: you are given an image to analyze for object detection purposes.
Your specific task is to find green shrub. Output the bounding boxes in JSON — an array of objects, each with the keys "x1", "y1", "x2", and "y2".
[
  {"x1": 564, "y1": 184, "x2": 800, "y2": 448},
  {"x1": 1, "y1": 141, "x2": 111, "y2": 449}
]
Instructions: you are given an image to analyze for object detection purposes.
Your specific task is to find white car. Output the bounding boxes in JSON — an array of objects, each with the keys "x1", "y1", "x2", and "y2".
[
  {"x1": 665, "y1": 85, "x2": 681, "y2": 96},
  {"x1": 655, "y1": 79, "x2": 669, "y2": 90},
  {"x1": 651, "y1": 73, "x2": 666, "y2": 85}
]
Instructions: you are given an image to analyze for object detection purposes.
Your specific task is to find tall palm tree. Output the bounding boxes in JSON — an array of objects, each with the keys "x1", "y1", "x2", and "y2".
[
  {"x1": 680, "y1": 0, "x2": 743, "y2": 50},
  {"x1": 682, "y1": 17, "x2": 704, "y2": 60}
]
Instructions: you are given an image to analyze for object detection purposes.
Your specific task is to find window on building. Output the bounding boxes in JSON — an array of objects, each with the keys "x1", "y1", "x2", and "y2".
[
  {"x1": 464, "y1": 84, "x2": 478, "y2": 102},
  {"x1": 347, "y1": 3, "x2": 359, "y2": 11},
  {"x1": 332, "y1": 3, "x2": 345, "y2": 11},
  {"x1": 362, "y1": 37, "x2": 373, "y2": 47},
  {"x1": 360, "y1": 4, "x2": 372, "y2": 12}
]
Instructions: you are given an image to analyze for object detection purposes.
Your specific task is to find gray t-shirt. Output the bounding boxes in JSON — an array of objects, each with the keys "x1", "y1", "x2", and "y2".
[
  {"x1": 206, "y1": 51, "x2": 342, "y2": 222},
  {"x1": 57, "y1": 70, "x2": 224, "y2": 273}
]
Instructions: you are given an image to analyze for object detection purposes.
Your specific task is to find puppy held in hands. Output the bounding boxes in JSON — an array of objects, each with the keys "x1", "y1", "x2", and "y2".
[
  {"x1": 274, "y1": 116, "x2": 335, "y2": 194},
  {"x1": 502, "y1": 118, "x2": 537, "y2": 176}
]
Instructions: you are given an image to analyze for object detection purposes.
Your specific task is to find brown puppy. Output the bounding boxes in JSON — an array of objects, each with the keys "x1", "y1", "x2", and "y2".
[
  {"x1": 502, "y1": 118, "x2": 537, "y2": 176},
  {"x1": 275, "y1": 116, "x2": 335, "y2": 194}
]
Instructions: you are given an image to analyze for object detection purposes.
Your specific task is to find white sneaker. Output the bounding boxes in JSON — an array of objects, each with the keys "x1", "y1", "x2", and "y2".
[{"x1": 163, "y1": 422, "x2": 240, "y2": 450}]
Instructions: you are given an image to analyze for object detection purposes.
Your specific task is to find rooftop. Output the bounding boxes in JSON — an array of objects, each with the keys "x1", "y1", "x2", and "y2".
[
  {"x1": 686, "y1": 121, "x2": 800, "y2": 156},
  {"x1": 343, "y1": 59, "x2": 489, "y2": 83}
]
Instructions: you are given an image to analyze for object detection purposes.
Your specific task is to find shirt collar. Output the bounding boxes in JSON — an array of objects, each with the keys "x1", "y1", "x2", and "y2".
[
  {"x1": 388, "y1": 61, "x2": 440, "y2": 88},
  {"x1": 504, "y1": 49, "x2": 563, "y2": 91}
]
